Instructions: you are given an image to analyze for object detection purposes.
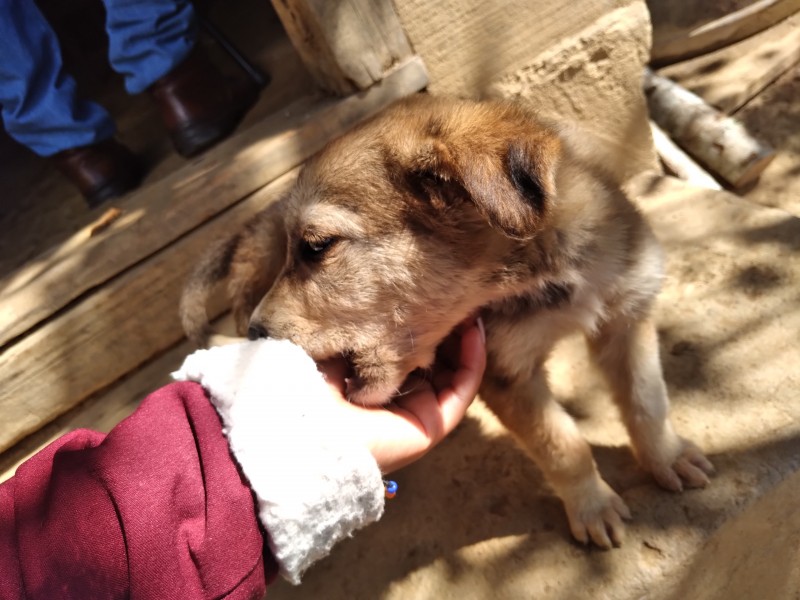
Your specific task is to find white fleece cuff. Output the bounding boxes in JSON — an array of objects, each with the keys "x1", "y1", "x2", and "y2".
[{"x1": 172, "y1": 339, "x2": 385, "y2": 584}]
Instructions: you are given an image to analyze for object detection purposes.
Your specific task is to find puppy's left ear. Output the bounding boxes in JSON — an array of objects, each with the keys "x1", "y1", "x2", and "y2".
[
  {"x1": 415, "y1": 127, "x2": 561, "y2": 240},
  {"x1": 469, "y1": 133, "x2": 561, "y2": 240}
]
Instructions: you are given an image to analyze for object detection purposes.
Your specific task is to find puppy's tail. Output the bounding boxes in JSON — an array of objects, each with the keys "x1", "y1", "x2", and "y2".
[{"x1": 180, "y1": 232, "x2": 242, "y2": 346}]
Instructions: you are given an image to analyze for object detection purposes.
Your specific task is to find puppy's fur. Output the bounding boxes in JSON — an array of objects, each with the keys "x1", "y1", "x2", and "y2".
[{"x1": 181, "y1": 95, "x2": 713, "y2": 548}]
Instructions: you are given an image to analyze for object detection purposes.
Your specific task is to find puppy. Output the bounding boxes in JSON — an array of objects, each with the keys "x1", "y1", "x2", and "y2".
[{"x1": 181, "y1": 95, "x2": 714, "y2": 548}]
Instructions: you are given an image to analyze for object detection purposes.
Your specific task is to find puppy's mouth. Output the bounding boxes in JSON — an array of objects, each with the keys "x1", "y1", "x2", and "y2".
[
  {"x1": 332, "y1": 351, "x2": 388, "y2": 405},
  {"x1": 318, "y1": 348, "x2": 406, "y2": 406},
  {"x1": 342, "y1": 351, "x2": 432, "y2": 406},
  {"x1": 339, "y1": 350, "x2": 367, "y2": 398},
  {"x1": 314, "y1": 349, "x2": 360, "y2": 393}
]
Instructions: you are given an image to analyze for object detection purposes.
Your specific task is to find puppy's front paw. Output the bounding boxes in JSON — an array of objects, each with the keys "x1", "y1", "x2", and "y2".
[
  {"x1": 561, "y1": 476, "x2": 631, "y2": 549},
  {"x1": 645, "y1": 435, "x2": 715, "y2": 492}
]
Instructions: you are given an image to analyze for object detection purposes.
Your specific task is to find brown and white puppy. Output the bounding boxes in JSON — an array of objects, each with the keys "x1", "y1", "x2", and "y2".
[{"x1": 181, "y1": 95, "x2": 714, "y2": 548}]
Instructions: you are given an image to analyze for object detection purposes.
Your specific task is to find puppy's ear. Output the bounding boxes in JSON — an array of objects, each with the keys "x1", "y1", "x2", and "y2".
[
  {"x1": 227, "y1": 203, "x2": 288, "y2": 335},
  {"x1": 412, "y1": 128, "x2": 561, "y2": 240}
]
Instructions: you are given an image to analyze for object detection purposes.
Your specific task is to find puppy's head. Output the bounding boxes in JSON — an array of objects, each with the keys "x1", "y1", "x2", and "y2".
[{"x1": 249, "y1": 95, "x2": 562, "y2": 404}]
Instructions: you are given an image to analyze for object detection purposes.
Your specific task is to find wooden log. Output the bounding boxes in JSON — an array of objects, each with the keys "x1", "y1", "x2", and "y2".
[
  {"x1": 270, "y1": 0, "x2": 414, "y2": 95},
  {"x1": 643, "y1": 69, "x2": 776, "y2": 189},
  {"x1": 649, "y1": 121, "x2": 722, "y2": 191},
  {"x1": 0, "y1": 56, "x2": 428, "y2": 348},
  {"x1": 658, "y1": 12, "x2": 800, "y2": 114},
  {"x1": 651, "y1": 0, "x2": 800, "y2": 66}
]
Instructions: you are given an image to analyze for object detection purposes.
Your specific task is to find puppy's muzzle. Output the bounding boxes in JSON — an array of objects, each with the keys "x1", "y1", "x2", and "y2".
[{"x1": 247, "y1": 322, "x2": 269, "y2": 341}]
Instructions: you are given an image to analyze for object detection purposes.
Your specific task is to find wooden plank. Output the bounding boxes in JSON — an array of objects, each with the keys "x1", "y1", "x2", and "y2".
[
  {"x1": 0, "y1": 94, "x2": 322, "y2": 346},
  {"x1": 270, "y1": 0, "x2": 414, "y2": 95},
  {"x1": 0, "y1": 57, "x2": 428, "y2": 454},
  {"x1": 0, "y1": 313, "x2": 238, "y2": 485},
  {"x1": 0, "y1": 171, "x2": 294, "y2": 455},
  {"x1": 0, "y1": 56, "x2": 428, "y2": 348},
  {"x1": 0, "y1": 337, "x2": 184, "y2": 485},
  {"x1": 658, "y1": 13, "x2": 800, "y2": 114},
  {"x1": 651, "y1": 0, "x2": 800, "y2": 66}
]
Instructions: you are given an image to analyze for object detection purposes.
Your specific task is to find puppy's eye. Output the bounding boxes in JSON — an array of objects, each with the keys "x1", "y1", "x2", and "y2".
[{"x1": 300, "y1": 237, "x2": 337, "y2": 261}]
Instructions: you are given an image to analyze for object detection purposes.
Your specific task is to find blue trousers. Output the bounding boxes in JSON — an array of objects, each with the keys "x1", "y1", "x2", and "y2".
[{"x1": 0, "y1": 0, "x2": 197, "y2": 156}]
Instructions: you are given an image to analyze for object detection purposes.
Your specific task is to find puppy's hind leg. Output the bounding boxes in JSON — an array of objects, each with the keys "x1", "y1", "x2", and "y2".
[
  {"x1": 481, "y1": 369, "x2": 631, "y2": 549},
  {"x1": 587, "y1": 315, "x2": 714, "y2": 492}
]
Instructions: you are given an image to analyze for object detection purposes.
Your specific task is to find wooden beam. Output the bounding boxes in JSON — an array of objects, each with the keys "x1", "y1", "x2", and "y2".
[
  {"x1": 270, "y1": 0, "x2": 414, "y2": 95},
  {"x1": 0, "y1": 56, "x2": 428, "y2": 348},
  {"x1": 0, "y1": 57, "x2": 428, "y2": 454}
]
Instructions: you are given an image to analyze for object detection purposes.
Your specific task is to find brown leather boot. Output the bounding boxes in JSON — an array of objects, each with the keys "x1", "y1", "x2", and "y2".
[
  {"x1": 148, "y1": 46, "x2": 260, "y2": 158},
  {"x1": 51, "y1": 139, "x2": 144, "y2": 208}
]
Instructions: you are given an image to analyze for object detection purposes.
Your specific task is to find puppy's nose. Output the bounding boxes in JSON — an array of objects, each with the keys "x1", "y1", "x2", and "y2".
[{"x1": 247, "y1": 322, "x2": 269, "y2": 341}]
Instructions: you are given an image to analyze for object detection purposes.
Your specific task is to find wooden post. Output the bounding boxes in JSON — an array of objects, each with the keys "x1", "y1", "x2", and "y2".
[{"x1": 271, "y1": 0, "x2": 415, "y2": 95}]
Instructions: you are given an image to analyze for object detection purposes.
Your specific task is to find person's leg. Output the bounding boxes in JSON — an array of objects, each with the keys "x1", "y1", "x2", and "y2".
[
  {"x1": 104, "y1": 0, "x2": 198, "y2": 94},
  {"x1": 0, "y1": 0, "x2": 115, "y2": 157},
  {"x1": 103, "y1": 0, "x2": 259, "y2": 157},
  {"x1": 0, "y1": 0, "x2": 142, "y2": 206}
]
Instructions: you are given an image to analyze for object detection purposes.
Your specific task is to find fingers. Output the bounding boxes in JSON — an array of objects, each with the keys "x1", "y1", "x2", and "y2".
[
  {"x1": 397, "y1": 317, "x2": 487, "y2": 444},
  {"x1": 439, "y1": 317, "x2": 486, "y2": 421},
  {"x1": 434, "y1": 313, "x2": 483, "y2": 370}
]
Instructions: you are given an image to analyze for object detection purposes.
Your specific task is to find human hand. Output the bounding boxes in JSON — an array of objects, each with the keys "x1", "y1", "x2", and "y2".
[{"x1": 317, "y1": 317, "x2": 487, "y2": 473}]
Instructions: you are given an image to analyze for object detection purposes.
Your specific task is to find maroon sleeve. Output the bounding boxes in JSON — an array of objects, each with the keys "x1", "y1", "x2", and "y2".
[{"x1": 0, "y1": 381, "x2": 278, "y2": 600}]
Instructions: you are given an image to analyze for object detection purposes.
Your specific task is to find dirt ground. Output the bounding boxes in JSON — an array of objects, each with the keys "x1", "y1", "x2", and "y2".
[
  {"x1": 1, "y1": 4, "x2": 798, "y2": 597},
  {"x1": 738, "y1": 64, "x2": 800, "y2": 217}
]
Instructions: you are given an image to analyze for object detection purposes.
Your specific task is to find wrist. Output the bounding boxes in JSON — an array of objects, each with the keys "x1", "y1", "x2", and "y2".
[{"x1": 173, "y1": 339, "x2": 385, "y2": 583}]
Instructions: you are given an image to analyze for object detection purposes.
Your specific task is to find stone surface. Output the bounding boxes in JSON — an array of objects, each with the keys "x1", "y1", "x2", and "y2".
[
  {"x1": 267, "y1": 175, "x2": 800, "y2": 600},
  {"x1": 489, "y1": 3, "x2": 658, "y2": 181},
  {"x1": 393, "y1": 0, "x2": 632, "y2": 96},
  {"x1": 393, "y1": 0, "x2": 658, "y2": 180}
]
